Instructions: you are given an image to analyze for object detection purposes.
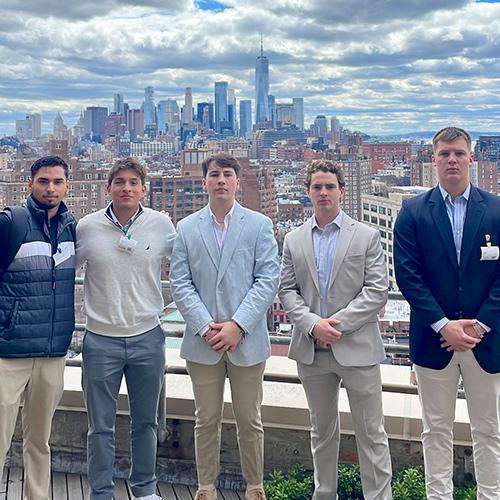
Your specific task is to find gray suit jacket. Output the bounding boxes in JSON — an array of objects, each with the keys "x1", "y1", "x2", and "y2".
[
  {"x1": 278, "y1": 213, "x2": 388, "y2": 367},
  {"x1": 170, "y1": 202, "x2": 279, "y2": 366}
]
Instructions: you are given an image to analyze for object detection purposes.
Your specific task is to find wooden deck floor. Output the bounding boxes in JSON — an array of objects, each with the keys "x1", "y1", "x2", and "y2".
[{"x1": 1, "y1": 468, "x2": 244, "y2": 500}]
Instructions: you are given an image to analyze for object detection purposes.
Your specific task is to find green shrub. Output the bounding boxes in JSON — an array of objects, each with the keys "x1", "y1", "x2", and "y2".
[
  {"x1": 392, "y1": 466, "x2": 426, "y2": 500},
  {"x1": 264, "y1": 464, "x2": 313, "y2": 500},
  {"x1": 453, "y1": 486, "x2": 477, "y2": 500},
  {"x1": 265, "y1": 463, "x2": 477, "y2": 500},
  {"x1": 337, "y1": 464, "x2": 363, "y2": 499}
]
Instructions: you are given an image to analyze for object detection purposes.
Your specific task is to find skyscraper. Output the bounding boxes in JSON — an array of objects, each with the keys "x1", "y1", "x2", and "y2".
[
  {"x1": 227, "y1": 88, "x2": 236, "y2": 134},
  {"x1": 255, "y1": 37, "x2": 269, "y2": 124},
  {"x1": 196, "y1": 102, "x2": 214, "y2": 130},
  {"x1": 292, "y1": 98, "x2": 304, "y2": 131},
  {"x1": 53, "y1": 112, "x2": 66, "y2": 139},
  {"x1": 83, "y1": 106, "x2": 108, "y2": 142},
  {"x1": 239, "y1": 100, "x2": 252, "y2": 139},
  {"x1": 268, "y1": 95, "x2": 276, "y2": 128},
  {"x1": 314, "y1": 115, "x2": 328, "y2": 139},
  {"x1": 113, "y1": 93, "x2": 124, "y2": 115},
  {"x1": 214, "y1": 81, "x2": 228, "y2": 133},
  {"x1": 143, "y1": 86, "x2": 156, "y2": 126},
  {"x1": 182, "y1": 87, "x2": 193, "y2": 124}
]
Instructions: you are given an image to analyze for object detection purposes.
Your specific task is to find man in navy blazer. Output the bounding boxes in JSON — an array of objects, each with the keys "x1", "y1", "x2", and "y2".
[
  {"x1": 170, "y1": 153, "x2": 279, "y2": 500},
  {"x1": 394, "y1": 127, "x2": 500, "y2": 499}
]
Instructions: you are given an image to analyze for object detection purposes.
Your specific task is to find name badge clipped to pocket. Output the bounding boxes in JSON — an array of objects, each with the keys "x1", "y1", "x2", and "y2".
[
  {"x1": 480, "y1": 234, "x2": 499, "y2": 261},
  {"x1": 53, "y1": 245, "x2": 72, "y2": 266},
  {"x1": 118, "y1": 235, "x2": 138, "y2": 254}
]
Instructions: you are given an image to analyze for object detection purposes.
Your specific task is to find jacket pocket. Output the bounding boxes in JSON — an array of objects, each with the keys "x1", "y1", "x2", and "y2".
[{"x1": 0, "y1": 300, "x2": 20, "y2": 340}]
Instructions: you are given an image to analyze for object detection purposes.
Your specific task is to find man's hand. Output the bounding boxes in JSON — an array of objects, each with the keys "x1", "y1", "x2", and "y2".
[
  {"x1": 312, "y1": 318, "x2": 342, "y2": 347},
  {"x1": 463, "y1": 322, "x2": 485, "y2": 340},
  {"x1": 206, "y1": 321, "x2": 243, "y2": 353},
  {"x1": 439, "y1": 319, "x2": 481, "y2": 352}
]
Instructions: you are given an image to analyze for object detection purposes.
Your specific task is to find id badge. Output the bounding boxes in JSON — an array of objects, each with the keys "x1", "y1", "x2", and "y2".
[
  {"x1": 53, "y1": 247, "x2": 72, "y2": 266},
  {"x1": 480, "y1": 246, "x2": 499, "y2": 261},
  {"x1": 118, "y1": 235, "x2": 138, "y2": 254}
]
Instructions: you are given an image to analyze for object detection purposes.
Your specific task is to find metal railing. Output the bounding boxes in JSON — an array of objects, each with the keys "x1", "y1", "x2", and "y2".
[{"x1": 71, "y1": 278, "x2": 427, "y2": 443}]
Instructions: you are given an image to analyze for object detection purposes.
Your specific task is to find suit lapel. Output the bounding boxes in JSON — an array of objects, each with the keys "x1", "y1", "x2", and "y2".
[
  {"x1": 329, "y1": 214, "x2": 355, "y2": 286},
  {"x1": 198, "y1": 206, "x2": 220, "y2": 269},
  {"x1": 460, "y1": 187, "x2": 485, "y2": 274},
  {"x1": 300, "y1": 218, "x2": 320, "y2": 294},
  {"x1": 429, "y1": 187, "x2": 458, "y2": 272},
  {"x1": 217, "y1": 203, "x2": 245, "y2": 286}
]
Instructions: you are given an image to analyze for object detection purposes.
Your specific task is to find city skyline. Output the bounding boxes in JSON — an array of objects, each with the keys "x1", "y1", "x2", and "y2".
[{"x1": 1, "y1": 0, "x2": 500, "y2": 136}]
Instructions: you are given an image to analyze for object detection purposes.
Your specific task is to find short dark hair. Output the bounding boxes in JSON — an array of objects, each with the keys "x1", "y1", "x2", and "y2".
[
  {"x1": 305, "y1": 159, "x2": 345, "y2": 189},
  {"x1": 108, "y1": 157, "x2": 147, "y2": 186},
  {"x1": 432, "y1": 127, "x2": 472, "y2": 152},
  {"x1": 201, "y1": 153, "x2": 241, "y2": 178},
  {"x1": 31, "y1": 156, "x2": 69, "y2": 179}
]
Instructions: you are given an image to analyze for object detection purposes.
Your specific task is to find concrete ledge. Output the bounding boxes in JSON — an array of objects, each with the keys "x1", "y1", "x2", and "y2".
[{"x1": 6, "y1": 348, "x2": 475, "y2": 487}]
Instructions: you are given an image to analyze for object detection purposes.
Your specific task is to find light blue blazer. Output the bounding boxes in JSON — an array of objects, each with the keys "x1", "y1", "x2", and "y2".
[{"x1": 170, "y1": 202, "x2": 279, "y2": 367}]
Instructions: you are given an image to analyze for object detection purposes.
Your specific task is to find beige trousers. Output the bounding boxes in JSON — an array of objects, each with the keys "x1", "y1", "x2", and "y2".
[
  {"x1": 186, "y1": 356, "x2": 266, "y2": 488},
  {"x1": 416, "y1": 350, "x2": 500, "y2": 500},
  {"x1": 0, "y1": 357, "x2": 65, "y2": 500}
]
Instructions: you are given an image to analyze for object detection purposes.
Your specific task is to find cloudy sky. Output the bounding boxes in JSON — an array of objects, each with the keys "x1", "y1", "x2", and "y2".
[{"x1": 1, "y1": 0, "x2": 499, "y2": 136}]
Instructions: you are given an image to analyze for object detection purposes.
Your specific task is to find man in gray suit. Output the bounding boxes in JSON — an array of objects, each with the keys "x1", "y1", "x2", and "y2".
[
  {"x1": 279, "y1": 159, "x2": 392, "y2": 500},
  {"x1": 170, "y1": 153, "x2": 279, "y2": 500}
]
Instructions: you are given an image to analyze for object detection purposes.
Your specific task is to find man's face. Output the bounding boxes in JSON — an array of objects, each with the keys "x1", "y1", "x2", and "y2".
[
  {"x1": 308, "y1": 171, "x2": 344, "y2": 219},
  {"x1": 29, "y1": 166, "x2": 68, "y2": 208},
  {"x1": 106, "y1": 168, "x2": 146, "y2": 212},
  {"x1": 432, "y1": 137, "x2": 473, "y2": 188},
  {"x1": 203, "y1": 161, "x2": 240, "y2": 204}
]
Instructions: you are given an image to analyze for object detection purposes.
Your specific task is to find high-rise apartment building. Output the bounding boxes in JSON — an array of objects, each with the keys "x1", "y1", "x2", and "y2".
[
  {"x1": 214, "y1": 81, "x2": 228, "y2": 133},
  {"x1": 292, "y1": 98, "x2": 304, "y2": 131},
  {"x1": 325, "y1": 150, "x2": 371, "y2": 220},
  {"x1": 143, "y1": 86, "x2": 156, "y2": 126},
  {"x1": 255, "y1": 39, "x2": 269, "y2": 124},
  {"x1": 472, "y1": 161, "x2": 498, "y2": 193},
  {"x1": 15, "y1": 114, "x2": 41, "y2": 141},
  {"x1": 475, "y1": 136, "x2": 500, "y2": 161},
  {"x1": 239, "y1": 100, "x2": 252, "y2": 140},
  {"x1": 127, "y1": 109, "x2": 144, "y2": 138},
  {"x1": 361, "y1": 186, "x2": 428, "y2": 291}
]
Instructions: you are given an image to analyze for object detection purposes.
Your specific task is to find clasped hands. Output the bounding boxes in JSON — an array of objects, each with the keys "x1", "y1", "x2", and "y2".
[
  {"x1": 312, "y1": 317, "x2": 342, "y2": 348},
  {"x1": 205, "y1": 320, "x2": 242, "y2": 353},
  {"x1": 440, "y1": 319, "x2": 485, "y2": 352}
]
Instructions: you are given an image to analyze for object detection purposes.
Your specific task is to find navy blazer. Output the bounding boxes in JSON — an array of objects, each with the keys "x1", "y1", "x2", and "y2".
[{"x1": 394, "y1": 185, "x2": 500, "y2": 373}]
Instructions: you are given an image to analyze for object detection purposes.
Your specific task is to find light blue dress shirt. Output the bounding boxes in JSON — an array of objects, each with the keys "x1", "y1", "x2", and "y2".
[
  {"x1": 312, "y1": 211, "x2": 344, "y2": 318},
  {"x1": 431, "y1": 185, "x2": 489, "y2": 333}
]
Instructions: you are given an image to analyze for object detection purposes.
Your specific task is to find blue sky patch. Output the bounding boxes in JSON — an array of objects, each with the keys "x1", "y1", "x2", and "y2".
[{"x1": 196, "y1": 0, "x2": 230, "y2": 11}]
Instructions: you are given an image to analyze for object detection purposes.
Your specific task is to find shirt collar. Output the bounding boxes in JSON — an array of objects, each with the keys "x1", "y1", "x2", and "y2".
[
  {"x1": 107, "y1": 203, "x2": 143, "y2": 229},
  {"x1": 438, "y1": 184, "x2": 471, "y2": 203},
  {"x1": 312, "y1": 210, "x2": 344, "y2": 231},
  {"x1": 209, "y1": 202, "x2": 236, "y2": 225}
]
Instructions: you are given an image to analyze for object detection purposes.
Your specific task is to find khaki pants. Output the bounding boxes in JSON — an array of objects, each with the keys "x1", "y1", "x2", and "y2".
[
  {"x1": 416, "y1": 350, "x2": 500, "y2": 500},
  {"x1": 186, "y1": 356, "x2": 266, "y2": 489},
  {"x1": 0, "y1": 357, "x2": 65, "y2": 500}
]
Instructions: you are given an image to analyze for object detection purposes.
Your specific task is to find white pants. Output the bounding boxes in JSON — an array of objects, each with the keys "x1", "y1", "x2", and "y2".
[{"x1": 415, "y1": 350, "x2": 500, "y2": 500}]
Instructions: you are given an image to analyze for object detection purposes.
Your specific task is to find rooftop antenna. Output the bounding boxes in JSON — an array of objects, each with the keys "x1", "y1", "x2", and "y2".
[{"x1": 260, "y1": 32, "x2": 264, "y2": 57}]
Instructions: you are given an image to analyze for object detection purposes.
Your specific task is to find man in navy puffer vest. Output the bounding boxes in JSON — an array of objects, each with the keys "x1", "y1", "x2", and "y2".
[{"x1": 0, "y1": 155, "x2": 76, "y2": 500}]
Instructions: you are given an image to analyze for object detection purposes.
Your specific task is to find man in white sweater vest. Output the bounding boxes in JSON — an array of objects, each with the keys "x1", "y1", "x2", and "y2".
[{"x1": 76, "y1": 158, "x2": 176, "y2": 500}]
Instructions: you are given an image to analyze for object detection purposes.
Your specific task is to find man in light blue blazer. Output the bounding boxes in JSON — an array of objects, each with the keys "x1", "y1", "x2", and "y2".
[{"x1": 170, "y1": 152, "x2": 279, "y2": 500}]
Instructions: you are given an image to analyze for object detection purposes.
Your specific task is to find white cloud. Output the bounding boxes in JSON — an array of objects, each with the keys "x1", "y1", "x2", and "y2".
[{"x1": 0, "y1": 0, "x2": 499, "y2": 134}]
